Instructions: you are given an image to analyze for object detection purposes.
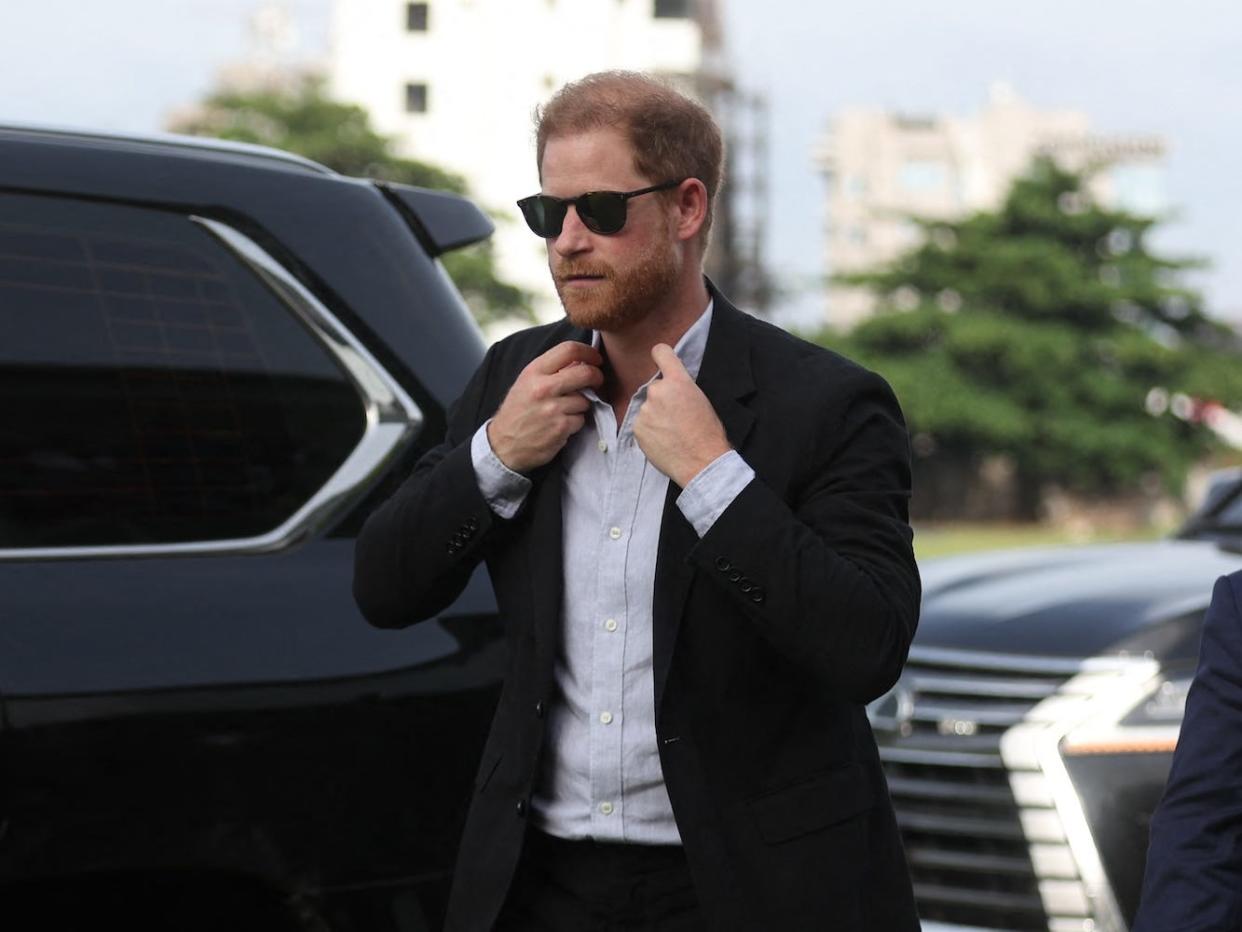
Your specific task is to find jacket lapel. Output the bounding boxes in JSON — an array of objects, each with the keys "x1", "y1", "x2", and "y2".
[
  {"x1": 652, "y1": 289, "x2": 756, "y2": 713},
  {"x1": 524, "y1": 323, "x2": 591, "y2": 671}
]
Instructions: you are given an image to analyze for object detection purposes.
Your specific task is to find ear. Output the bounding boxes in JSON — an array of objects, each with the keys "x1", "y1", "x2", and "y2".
[{"x1": 670, "y1": 178, "x2": 708, "y2": 244}]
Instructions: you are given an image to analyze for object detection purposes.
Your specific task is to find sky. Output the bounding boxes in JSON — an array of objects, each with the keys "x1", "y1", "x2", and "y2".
[{"x1": 3, "y1": 0, "x2": 1239, "y2": 325}]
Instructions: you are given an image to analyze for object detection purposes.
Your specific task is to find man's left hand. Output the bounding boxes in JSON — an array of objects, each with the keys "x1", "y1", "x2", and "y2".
[{"x1": 634, "y1": 343, "x2": 732, "y2": 488}]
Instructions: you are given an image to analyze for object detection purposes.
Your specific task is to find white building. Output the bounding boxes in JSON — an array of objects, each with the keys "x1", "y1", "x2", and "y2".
[
  {"x1": 328, "y1": 0, "x2": 707, "y2": 321},
  {"x1": 816, "y1": 84, "x2": 1168, "y2": 330}
]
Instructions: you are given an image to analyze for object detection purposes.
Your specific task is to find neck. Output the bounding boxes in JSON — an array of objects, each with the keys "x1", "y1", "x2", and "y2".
[{"x1": 599, "y1": 275, "x2": 710, "y2": 405}]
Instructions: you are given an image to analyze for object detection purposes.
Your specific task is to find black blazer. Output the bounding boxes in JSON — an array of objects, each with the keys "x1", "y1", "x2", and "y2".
[
  {"x1": 354, "y1": 287, "x2": 922, "y2": 931},
  {"x1": 1134, "y1": 570, "x2": 1242, "y2": 931}
]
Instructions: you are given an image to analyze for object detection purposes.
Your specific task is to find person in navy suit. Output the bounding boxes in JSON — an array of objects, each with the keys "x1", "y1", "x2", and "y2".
[{"x1": 1133, "y1": 569, "x2": 1242, "y2": 930}]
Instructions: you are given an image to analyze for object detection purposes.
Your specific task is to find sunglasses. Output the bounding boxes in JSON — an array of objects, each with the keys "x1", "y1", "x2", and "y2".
[{"x1": 516, "y1": 179, "x2": 686, "y2": 237}]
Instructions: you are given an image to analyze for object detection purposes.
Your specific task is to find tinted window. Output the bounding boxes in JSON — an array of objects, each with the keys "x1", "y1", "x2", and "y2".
[
  {"x1": 405, "y1": 82, "x2": 429, "y2": 113},
  {"x1": 406, "y1": 2, "x2": 429, "y2": 30},
  {"x1": 0, "y1": 193, "x2": 366, "y2": 548},
  {"x1": 654, "y1": 0, "x2": 692, "y2": 18},
  {"x1": 1212, "y1": 489, "x2": 1242, "y2": 527}
]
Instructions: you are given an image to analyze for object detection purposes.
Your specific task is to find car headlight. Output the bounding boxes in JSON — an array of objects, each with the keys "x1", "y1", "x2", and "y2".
[
  {"x1": 1119, "y1": 674, "x2": 1192, "y2": 727},
  {"x1": 1056, "y1": 668, "x2": 1191, "y2": 925},
  {"x1": 1060, "y1": 670, "x2": 1190, "y2": 757}
]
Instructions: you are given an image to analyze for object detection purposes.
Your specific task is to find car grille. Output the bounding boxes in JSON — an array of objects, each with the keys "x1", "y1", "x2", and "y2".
[{"x1": 872, "y1": 647, "x2": 1084, "y2": 931}]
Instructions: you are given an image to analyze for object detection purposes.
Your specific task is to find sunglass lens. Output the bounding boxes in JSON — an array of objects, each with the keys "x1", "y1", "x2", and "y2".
[
  {"x1": 580, "y1": 192, "x2": 627, "y2": 234},
  {"x1": 519, "y1": 196, "x2": 564, "y2": 237}
]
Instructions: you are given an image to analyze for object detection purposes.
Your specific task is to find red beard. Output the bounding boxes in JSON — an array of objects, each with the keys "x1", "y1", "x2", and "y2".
[{"x1": 552, "y1": 228, "x2": 681, "y2": 333}]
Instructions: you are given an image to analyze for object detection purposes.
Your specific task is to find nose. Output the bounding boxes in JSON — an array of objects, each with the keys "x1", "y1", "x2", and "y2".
[{"x1": 553, "y1": 204, "x2": 592, "y2": 257}]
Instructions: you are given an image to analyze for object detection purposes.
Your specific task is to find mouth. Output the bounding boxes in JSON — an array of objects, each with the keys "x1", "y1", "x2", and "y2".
[{"x1": 558, "y1": 272, "x2": 608, "y2": 287}]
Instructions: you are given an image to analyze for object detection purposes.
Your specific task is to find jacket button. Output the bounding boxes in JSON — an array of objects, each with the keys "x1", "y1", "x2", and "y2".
[
  {"x1": 516, "y1": 800, "x2": 527, "y2": 818},
  {"x1": 466, "y1": 517, "x2": 479, "y2": 530},
  {"x1": 750, "y1": 588, "x2": 766, "y2": 604},
  {"x1": 727, "y1": 570, "x2": 742, "y2": 583},
  {"x1": 715, "y1": 557, "x2": 731, "y2": 572},
  {"x1": 739, "y1": 579, "x2": 754, "y2": 593},
  {"x1": 535, "y1": 701, "x2": 545, "y2": 719}
]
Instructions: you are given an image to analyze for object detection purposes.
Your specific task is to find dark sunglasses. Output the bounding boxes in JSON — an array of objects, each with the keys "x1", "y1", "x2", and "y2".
[{"x1": 516, "y1": 179, "x2": 686, "y2": 237}]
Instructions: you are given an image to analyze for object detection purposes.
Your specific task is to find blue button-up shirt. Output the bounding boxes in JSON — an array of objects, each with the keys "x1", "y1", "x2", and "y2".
[{"x1": 471, "y1": 301, "x2": 754, "y2": 843}]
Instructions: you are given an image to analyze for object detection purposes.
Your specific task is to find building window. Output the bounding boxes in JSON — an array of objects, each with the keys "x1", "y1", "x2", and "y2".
[
  {"x1": 898, "y1": 160, "x2": 948, "y2": 194},
  {"x1": 406, "y1": 3, "x2": 429, "y2": 31},
  {"x1": 405, "y1": 82, "x2": 428, "y2": 113},
  {"x1": 654, "y1": 0, "x2": 692, "y2": 18},
  {"x1": 843, "y1": 174, "x2": 868, "y2": 198}
]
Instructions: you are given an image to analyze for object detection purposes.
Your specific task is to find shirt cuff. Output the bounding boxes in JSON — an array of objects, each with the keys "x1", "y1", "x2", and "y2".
[
  {"x1": 676, "y1": 449, "x2": 755, "y2": 538},
  {"x1": 471, "y1": 420, "x2": 532, "y2": 519}
]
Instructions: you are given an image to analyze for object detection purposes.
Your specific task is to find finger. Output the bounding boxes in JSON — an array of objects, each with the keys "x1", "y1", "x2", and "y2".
[
  {"x1": 554, "y1": 362, "x2": 604, "y2": 395},
  {"x1": 560, "y1": 393, "x2": 591, "y2": 415},
  {"x1": 533, "y1": 340, "x2": 603, "y2": 374},
  {"x1": 651, "y1": 343, "x2": 689, "y2": 381}
]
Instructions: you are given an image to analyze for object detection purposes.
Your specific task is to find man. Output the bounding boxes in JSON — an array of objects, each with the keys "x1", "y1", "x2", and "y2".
[
  {"x1": 354, "y1": 71, "x2": 921, "y2": 931},
  {"x1": 1133, "y1": 570, "x2": 1242, "y2": 930}
]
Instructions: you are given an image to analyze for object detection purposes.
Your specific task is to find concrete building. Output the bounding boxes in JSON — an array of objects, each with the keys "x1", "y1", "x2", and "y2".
[
  {"x1": 327, "y1": 0, "x2": 710, "y2": 322},
  {"x1": 816, "y1": 83, "x2": 1167, "y2": 330}
]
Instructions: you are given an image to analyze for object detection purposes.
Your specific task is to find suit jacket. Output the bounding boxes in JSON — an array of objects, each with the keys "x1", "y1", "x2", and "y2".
[
  {"x1": 353, "y1": 287, "x2": 922, "y2": 931},
  {"x1": 1133, "y1": 570, "x2": 1242, "y2": 931}
]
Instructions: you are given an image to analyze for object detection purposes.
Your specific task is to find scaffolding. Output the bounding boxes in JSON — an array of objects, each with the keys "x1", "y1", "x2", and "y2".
[{"x1": 692, "y1": 0, "x2": 773, "y2": 315}]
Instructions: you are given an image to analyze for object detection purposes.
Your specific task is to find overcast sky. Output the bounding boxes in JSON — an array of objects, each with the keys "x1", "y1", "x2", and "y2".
[{"x1": 4, "y1": 0, "x2": 1239, "y2": 324}]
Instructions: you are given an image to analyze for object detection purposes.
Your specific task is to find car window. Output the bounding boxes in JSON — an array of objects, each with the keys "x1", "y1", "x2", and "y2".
[
  {"x1": 0, "y1": 192, "x2": 366, "y2": 548},
  {"x1": 1211, "y1": 491, "x2": 1242, "y2": 527}
]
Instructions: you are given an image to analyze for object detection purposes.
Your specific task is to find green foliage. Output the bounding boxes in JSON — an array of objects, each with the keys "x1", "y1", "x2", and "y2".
[
  {"x1": 815, "y1": 158, "x2": 1242, "y2": 506},
  {"x1": 172, "y1": 77, "x2": 533, "y2": 327}
]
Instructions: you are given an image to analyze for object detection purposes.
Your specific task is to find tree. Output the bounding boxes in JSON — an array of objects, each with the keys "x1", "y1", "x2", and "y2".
[
  {"x1": 170, "y1": 76, "x2": 533, "y2": 327},
  {"x1": 815, "y1": 158, "x2": 1242, "y2": 518}
]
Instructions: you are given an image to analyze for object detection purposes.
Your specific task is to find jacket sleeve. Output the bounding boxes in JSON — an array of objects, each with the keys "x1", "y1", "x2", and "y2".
[
  {"x1": 1133, "y1": 574, "x2": 1242, "y2": 932},
  {"x1": 352, "y1": 342, "x2": 510, "y2": 629},
  {"x1": 687, "y1": 365, "x2": 920, "y2": 703}
]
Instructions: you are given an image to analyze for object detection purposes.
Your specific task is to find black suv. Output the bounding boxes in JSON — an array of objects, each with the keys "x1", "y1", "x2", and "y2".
[
  {"x1": 0, "y1": 125, "x2": 507, "y2": 930},
  {"x1": 875, "y1": 481, "x2": 1242, "y2": 932}
]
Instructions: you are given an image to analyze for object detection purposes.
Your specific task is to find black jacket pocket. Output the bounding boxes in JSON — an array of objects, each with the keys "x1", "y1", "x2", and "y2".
[{"x1": 749, "y1": 761, "x2": 875, "y2": 844}]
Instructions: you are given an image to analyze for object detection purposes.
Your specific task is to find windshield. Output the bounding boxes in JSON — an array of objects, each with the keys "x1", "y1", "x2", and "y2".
[{"x1": 1184, "y1": 471, "x2": 1242, "y2": 533}]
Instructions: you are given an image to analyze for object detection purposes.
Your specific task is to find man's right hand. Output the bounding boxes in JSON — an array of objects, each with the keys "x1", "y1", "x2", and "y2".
[{"x1": 487, "y1": 341, "x2": 604, "y2": 474}]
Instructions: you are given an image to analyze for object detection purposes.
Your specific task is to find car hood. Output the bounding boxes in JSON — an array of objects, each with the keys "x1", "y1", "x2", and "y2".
[{"x1": 915, "y1": 538, "x2": 1242, "y2": 659}]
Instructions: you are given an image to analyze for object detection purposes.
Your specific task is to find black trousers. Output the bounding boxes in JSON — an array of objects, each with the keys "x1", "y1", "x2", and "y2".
[{"x1": 494, "y1": 828, "x2": 708, "y2": 931}]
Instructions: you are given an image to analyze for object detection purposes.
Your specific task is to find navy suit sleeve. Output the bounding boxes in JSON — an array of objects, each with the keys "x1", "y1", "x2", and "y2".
[{"x1": 1134, "y1": 572, "x2": 1242, "y2": 931}]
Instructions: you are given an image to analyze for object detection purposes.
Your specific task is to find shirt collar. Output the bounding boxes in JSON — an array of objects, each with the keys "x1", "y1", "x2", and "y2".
[{"x1": 589, "y1": 298, "x2": 714, "y2": 383}]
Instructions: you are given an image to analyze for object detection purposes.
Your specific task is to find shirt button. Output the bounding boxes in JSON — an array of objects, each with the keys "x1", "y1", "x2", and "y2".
[
  {"x1": 599, "y1": 801, "x2": 614, "y2": 815},
  {"x1": 609, "y1": 526, "x2": 622, "y2": 540},
  {"x1": 597, "y1": 439, "x2": 608, "y2": 453},
  {"x1": 604, "y1": 618, "x2": 618, "y2": 632},
  {"x1": 599, "y1": 711, "x2": 614, "y2": 725}
]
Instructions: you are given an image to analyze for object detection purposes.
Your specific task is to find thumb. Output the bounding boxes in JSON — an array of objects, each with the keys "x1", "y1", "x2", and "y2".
[{"x1": 651, "y1": 343, "x2": 689, "y2": 380}]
